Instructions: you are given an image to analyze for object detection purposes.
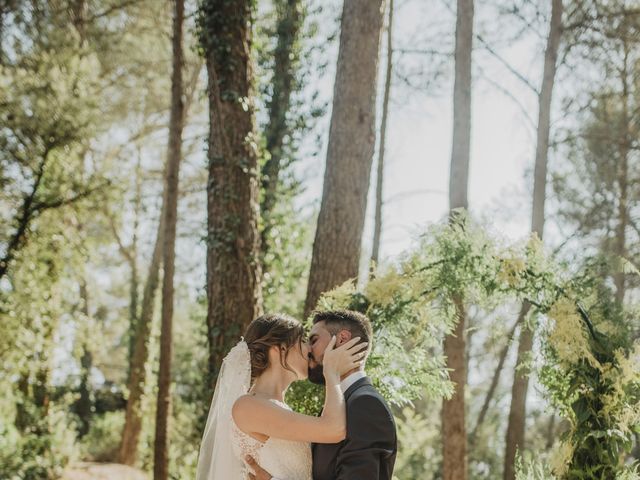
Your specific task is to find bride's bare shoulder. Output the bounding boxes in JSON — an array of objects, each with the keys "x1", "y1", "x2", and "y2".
[
  {"x1": 232, "y1": 395, "x2": 284, "y2": 430},
  {"x1": 233, "y1": 395, "x2": 289, "y2": 417},
  {"x1": 232, "y1": 395, "x2": 270, "y2": 416}
]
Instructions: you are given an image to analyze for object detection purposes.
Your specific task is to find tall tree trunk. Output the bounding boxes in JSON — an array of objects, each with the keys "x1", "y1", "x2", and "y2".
[
  {"x1": 153, "y1": 0, "x2": 185, "y2": 477},
  {"x1": 127, "y1": 156, "x2": 142, "y2": 383},
  {"x1": 504, "y1": 2, "x2": 562, "y2": 479},
  {"x1": 0, "y1": 0, "x2": 16, "y2": 63},
  {"x1": 614, "y1": 39, "x2": 630, "y2": 305},
  {"x1": 70, "y1": 0, "x2": 87, "y2": 39},
  {"x1": 201, "y1": 0, "x2": 263, "y2": 385},
  {"x1": 118, "y1": 205, "x2": 165, "y2": 465},
  {"x1": 303, "y1": 0, "x2": 386, "y2": 317},
  {"x1": 442, "y1": 1, "x2": 473, "y2": 479},
  {"x1": 260, "y1": 0, "x2": 302, "y2": 269},
  {"x1": 15, "y1": 373, "x2": 30, "y2": 432},
  {"x1": 371, "y1": 0, "x2": 394, "y2": 269},
  {"x1": 504, "y1": 303, "x2": 533, "y2": 480},
  {"x1": 470, "y1": 316, "x2": 519, "y2": 443},
  {"x1": 443, "y1": 299, "x2": 469, "y2": 480},
  {"x1": 77, "y1": 279, "x2": 93, "y2": 438},
  {"x1": 545, "y1": 414, "x2": 556, "y2": 450}
]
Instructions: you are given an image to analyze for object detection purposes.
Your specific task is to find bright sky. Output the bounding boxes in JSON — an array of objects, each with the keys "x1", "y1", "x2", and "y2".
[
  {"x1": 292, "y1": 0, "x2": 557, "y2": 278},
  {"x1": 288, "y1": 0, "x2": 560, "y2": 415}
]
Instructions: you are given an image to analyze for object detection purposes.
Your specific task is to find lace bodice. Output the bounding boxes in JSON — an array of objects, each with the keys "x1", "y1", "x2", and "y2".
[{"x1": 231, "y1": 399, "x2": 312, "y2": 480}]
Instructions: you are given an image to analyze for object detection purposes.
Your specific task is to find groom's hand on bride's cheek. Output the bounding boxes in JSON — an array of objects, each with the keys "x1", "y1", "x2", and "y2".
[{"x1": 245, "y1": 455, "x2": 273, "y2": 480}]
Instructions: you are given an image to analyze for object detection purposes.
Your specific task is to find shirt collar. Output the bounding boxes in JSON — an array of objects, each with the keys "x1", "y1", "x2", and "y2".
[{"x1": 340, "y1": 370, "x2": 366, "y2": 393}]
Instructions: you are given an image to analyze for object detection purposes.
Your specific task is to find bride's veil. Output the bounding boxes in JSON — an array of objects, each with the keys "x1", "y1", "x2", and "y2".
[{"x1": 196, "y1": 339, "x2": 251, "y2": 480}]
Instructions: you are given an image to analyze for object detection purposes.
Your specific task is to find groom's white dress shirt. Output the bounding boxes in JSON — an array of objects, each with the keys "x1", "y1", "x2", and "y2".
[
  {"x1": 340, "y1": 369, "x2": 366, "y2": 393},
  {"x1": 269, "y1": 370, "x2": 367, "y2": 480}
]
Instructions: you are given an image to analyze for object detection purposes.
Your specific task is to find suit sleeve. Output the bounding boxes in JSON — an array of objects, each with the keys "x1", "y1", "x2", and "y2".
[{"x1": 335, "y1": 394, "x2": 396, "y2": 480}]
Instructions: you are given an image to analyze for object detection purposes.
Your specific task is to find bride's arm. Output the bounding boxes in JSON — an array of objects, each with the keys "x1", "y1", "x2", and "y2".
[{"x1": 233, "y1": 337, "x2": 366, "y2": 444}]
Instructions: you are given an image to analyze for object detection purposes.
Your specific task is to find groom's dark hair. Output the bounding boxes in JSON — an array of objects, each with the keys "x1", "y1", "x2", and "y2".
[{"x1": 312, "y1": 309, "x2": 373, "y2": 349}]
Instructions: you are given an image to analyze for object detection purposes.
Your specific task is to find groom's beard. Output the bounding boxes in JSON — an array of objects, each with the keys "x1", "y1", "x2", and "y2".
[{"x1": 307, "y1": 364, "x2": 325, "y2": 385}]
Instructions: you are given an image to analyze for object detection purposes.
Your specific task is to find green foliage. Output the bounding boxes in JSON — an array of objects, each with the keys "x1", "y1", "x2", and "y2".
[
  {"x1": 288, "y1": 215, "x2": 640, "y2": 478},
  {"x1": 515, "y1": 452, "x2": 556, "y2": 480},
  {"x1": 392, "y1": 406, "x2": 441, "y2": 480},
  {"x1": 288, "y1": 215, "x2": 565, "y2": 412},
  {"x1": 253, "y1": 0, "x2": 329, "y2": 319},
  {"x1": 80, "y1": 411, "x2": 124, "y2": 462},
  {"x1": 0, "y1": 404, "x2": 77, "y2": 480},
  {"x1": 0, "y1": 1, "x2": 176, "y2": 477},
  {"x1": 616, "y1": 466, "x2": 640, "y2": 480},
  {"x1": 539, "y1": 292, "x2": 640, "y2": 479},
  {"x1": 261, "y1": 199, "x2": 313, "y2": 316}
]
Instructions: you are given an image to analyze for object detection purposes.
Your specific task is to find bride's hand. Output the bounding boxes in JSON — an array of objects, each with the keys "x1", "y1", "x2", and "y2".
[{"x1": 322, "y1": 336, "x2": 368, "y2": 382}]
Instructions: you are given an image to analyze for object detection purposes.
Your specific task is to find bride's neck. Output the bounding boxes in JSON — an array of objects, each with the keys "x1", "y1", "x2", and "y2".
[{"x1": 250, "y1": 367, "x2": 294, "y2": 401}]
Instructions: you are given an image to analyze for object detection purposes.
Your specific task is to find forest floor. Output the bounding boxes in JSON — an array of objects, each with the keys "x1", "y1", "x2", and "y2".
[{"x1": 61, "y1": 462, "x2": 148, "y2": 480}]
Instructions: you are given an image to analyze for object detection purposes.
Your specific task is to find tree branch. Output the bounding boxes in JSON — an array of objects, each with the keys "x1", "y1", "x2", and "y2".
[
  {"x1": 32, "y1": 182, "x2": 109, "y2": 214},
  {"x1": 0, "y1": 150, "x2": 50, "y2": 280}
]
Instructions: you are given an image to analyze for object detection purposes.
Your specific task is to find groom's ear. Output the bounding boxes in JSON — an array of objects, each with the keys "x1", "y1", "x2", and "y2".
[{"x1": 336, "y1": 329, "x2": 352, "y2": 346}]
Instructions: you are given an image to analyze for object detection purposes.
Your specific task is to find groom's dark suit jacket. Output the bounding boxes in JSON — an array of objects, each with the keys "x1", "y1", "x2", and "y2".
[{"x1": 312, "y1": 377, "x2": 397, "y2": 480}]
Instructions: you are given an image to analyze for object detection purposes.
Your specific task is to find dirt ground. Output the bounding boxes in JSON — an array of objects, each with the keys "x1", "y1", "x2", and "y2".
[{"x1": 61, "y1": 462, "x2": 148, "y2": 480}]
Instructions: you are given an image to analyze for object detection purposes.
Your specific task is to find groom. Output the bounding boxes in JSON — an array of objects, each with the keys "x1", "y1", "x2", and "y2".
[{"x1": 247, "y1": 309, "x2": 397, "y2": 480}]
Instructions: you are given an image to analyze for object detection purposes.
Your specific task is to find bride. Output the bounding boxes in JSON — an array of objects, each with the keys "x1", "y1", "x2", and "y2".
[{"x1": 196, "y1": 313, "x2": 367, "y2": 480}]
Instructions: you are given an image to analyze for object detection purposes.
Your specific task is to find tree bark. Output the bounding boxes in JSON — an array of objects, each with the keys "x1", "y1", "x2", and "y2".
[
  {"x1": 443, "y1": 1, "x2": 473, "y2": 479},
  {"x1": 503, "y1": 303, "x2": 533, "y2": 480},
  {"x1": 260, "y1": 0, "x2": 302, "y2": 270},
  {"x1": 503, "y1": 2, "x2": 563, "y2": 479},
  {"x1": 201, "y1": 0, "x2": 263, "y2": 384},
  {"x1": 613, "y1": 39, "x2": 630, "y2": 305},
  {"x1": 153, "y1": 0, "x2": 185, "y2": 477},
  {"x1": 470, "y1": 316, "x2": 519, "y2": 443},
  {"x1": 443, "y1": 297, "x2": 469, "y2": 480},
  {"x1": 118, "y1": 202, "x2": 165, "y2": 465},
  {"x1": 77, "y1": 279, "x2": 93, "y2": 438},
  {"x1": 70, "y1": 0, "x2": 87, "y2": 39},
  {"x1": 371, "y1": 0, "x2": 394, "y2": 270},
  {"x1": 303, "y1": 0, "x2": 386, "y2": 317},
  {"x1": 127, "y1": 156, "x2": 142, "y2": 383}
]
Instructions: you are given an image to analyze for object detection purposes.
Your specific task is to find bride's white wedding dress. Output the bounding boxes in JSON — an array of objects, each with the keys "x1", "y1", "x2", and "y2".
[
  {"x1": 196, "y1": 340, "x2": 313, "y2": 480},
  {"x1": 231, "y1": 399, "x2": 312, "y2": 480}
]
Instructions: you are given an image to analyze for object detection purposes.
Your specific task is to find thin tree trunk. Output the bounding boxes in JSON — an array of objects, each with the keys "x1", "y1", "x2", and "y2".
[
  {"x1": 545, "y1": 414, "x2": 556, "y2": 450},
  {"x1": 371, "y1": 0, "x2": 394, "y2": 270},
  {"x1": 70, "y1": 0, "x2": 87, "y2": 39},
  {"x1": 118, "y1": 206, "x2": 165, "y2": 465},
  {"x1": 153, "y1": 0, "x2": 185, "y2": 477},
  {"x1": 260, "y1": 0, "x2": 302, "y2": 269},
  {"x1": 503, "y1": 2, "x2": 562, "y2": 479},
  {"x1": 443, "y1": 1, "x2": 473, "y2": 479},
  {"x1": 470, "y1": 316, "x2": 519, "y2": 443},
  {"x1": 77, "y1": 279, "x2": 93, "y2": 438},
  {"x1": 127, "y1": 156, "x2": 142, "y2": 383},
  {"x1": 503, "y1": 303, "x2": 533, "y2": 479},
  {"x1": 614, "y1": 40, "x2": 630, "y2": 305},
  {"x1": 32, "y1": 367, "x2": 49, "y2": 421},
  {"x1": 303, "y1": 0, "x2": 386, "y2": 317},
  {"x1": 443, "y1": 297, "x2": 469, "y2": 480},
  {"x1": 15, "y1": 373, "x2": 30, "y2": 432},
  {"x1": 0, "y1": 1, "x2": 16, "y2": 63},
  {"x1": 201, "y1": 0, "x2": 263, "y2": 385}
]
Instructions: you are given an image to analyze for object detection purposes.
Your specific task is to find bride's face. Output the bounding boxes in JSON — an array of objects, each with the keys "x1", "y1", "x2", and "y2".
[{"x1": 285, "y1": 340, "x2": 310, "y2": 381}]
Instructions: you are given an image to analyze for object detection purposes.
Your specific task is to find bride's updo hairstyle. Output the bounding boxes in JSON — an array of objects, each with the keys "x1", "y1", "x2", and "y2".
[{"x1": 244, "y1": 313, "x2": 306, "y2": 381}]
